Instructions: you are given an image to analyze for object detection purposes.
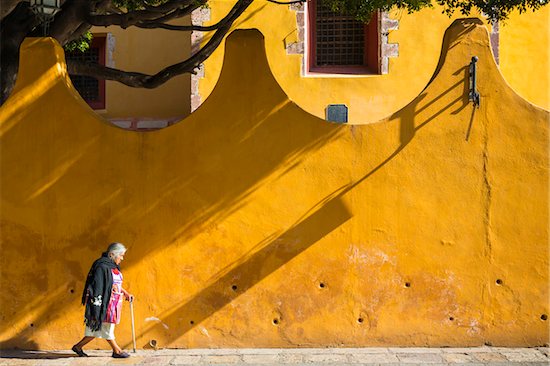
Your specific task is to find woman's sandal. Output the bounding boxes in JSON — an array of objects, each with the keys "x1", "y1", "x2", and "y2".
[
  {"x1": 112, "y1": 351, "x2": 130, "y2": 358},
  {"x1": 71, "y1": 345, "x2": 89, "y2": 357}
]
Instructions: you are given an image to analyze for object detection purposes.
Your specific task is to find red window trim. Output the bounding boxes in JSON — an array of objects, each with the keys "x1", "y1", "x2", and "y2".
[
  {"x1": 307, "y1": 0, "x2": 380, "y2": 74},
  {"x1": 88, "y1": 35, "x2": 106, "y2": 110}
]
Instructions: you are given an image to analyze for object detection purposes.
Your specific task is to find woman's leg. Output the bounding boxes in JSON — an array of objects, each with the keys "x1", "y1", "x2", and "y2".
[
  {"x1": 72, "y1": 336, "x2": 94, "y2": 356},
  {"x1": 106, "y1": 339, "x2": 123, "y2": 354},
  {"x1": 74, "y1": 336, "x2": 94, "y2": 349}
]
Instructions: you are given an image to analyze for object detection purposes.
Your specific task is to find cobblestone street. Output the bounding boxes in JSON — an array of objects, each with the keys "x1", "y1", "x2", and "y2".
[{"x1": 1, "y1": 347, "x2": 548, "y2": 365}]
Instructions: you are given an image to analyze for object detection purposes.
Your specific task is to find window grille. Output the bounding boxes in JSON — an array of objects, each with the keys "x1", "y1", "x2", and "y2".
[
  {"x1": 315, "y1": 1, "x2": 365, "y2": 66},
  {"x1": 66, "y1": 36, "x2": 106, "y2": 109}
]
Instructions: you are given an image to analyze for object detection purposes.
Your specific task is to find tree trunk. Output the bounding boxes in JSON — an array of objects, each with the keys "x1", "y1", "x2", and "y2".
[{"x1": 0, "y1": 2, "x2": 38, "y2": 103}]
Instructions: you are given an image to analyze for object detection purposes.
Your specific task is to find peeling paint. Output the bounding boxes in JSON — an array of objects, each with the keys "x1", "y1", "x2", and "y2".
[{"x1": 144, "y1": 317, "x2": 169, "y2": 329}]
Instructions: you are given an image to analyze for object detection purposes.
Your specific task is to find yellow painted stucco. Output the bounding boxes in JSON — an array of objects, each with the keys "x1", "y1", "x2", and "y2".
[
  {"x1": 90, "y1": 19, "x2": 192, "y2": 119},
  {"x1": 78, "y1": 2, "x2": 549, "y2": 121},
  {"x1": 0, "y1": 19, "x2": 548, "y2": 349},
  {"x1": 499, "y1": 8, "x2": 550, "y2": 109},
  {"x1": 197, "y1": 1, "x2": 549, "y2": 123}
]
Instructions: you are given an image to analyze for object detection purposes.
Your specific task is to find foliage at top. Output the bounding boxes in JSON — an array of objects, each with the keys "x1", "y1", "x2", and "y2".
[
  {"x1": 0, "y1": 0, "x2": 548, "y2": 103},
  {"x1": 325, "y1": 0, "x2": 548, "y2": 22}
]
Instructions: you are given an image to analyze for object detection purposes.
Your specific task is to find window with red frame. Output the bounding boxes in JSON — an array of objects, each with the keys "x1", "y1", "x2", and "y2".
[
  {"x1": 66, "y1": 35, "x2": 106, "y2": 109},
  {"x1": 308, "y1": 0, "x2": 379, "y2": 74}
]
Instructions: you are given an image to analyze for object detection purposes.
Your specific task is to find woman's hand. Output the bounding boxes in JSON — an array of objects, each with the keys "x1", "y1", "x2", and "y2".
[{"x1": 122, "y1": 289, "x2": 134, "y2": 302}]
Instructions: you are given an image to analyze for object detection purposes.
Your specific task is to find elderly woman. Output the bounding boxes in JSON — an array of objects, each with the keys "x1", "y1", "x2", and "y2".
[{"x1": 72, "y1": 242, "x2": 134, "y2": 358}]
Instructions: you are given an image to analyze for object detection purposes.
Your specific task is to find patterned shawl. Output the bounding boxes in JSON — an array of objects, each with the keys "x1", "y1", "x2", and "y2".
[{"x1": 81, "y1": 252, "x2": 120, "y2": 331}]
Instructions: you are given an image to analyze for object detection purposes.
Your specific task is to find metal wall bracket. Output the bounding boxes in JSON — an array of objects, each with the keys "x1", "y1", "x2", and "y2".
[{"x1": 469, "y1": 56, "x2": 480, "y2": 108}]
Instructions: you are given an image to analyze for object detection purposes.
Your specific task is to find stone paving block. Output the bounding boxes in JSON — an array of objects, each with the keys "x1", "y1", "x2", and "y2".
[
  {"x1": 279, "y1": 353, "x2": 304, "y2": 363},
  {"x1": 441, "y1": 348, "x2": 492, "y2": 353},
  {"x1": 0, "y1": 360, "x2": 36, "y2": 366},
  {"x1": 170, "y1": 355, "x2": 202, "y2": 365},
  {"x1": 202, "y1": 354, "x2": 242, "y2": 363},
  {"x1": 483, "y1": 363, "x2": 544, "y2": 366},
  {"x1": 349, "y1": 353, "x2": 399, "y2": 363},
  {"x1": 104, "y1": 356, "x2": 145, "y2": 365},
  {"x1": 395, "y1": 353, "x2": 444, "y2": 363},
  {"x1": 283, "y1": 348, "x2": 329, "y2": 354},
  {"x1": 137, "y1": 355, "x2": 175, "y2": 364},
  {"x1": 144, "y1": 350, "x2": 182, "y2": 356},
  {"x1": 500, "y1": 351, "x2": 548, "y2": 362},
  {"x1": 242, "y1": 354, "x2": 281, "y2": 363},
  {"x1": 323, "y1": 348, "x2": 389, "y2": 354},
  {"x1": 373, "y1": 363, "x2": 439, "y2": 366},
  {"x1": 304, "y1": 353, "x2": 350, "y2": 363},
  {"x1": 442, "y1": 353, "x2": 474, "y2": 363},
  {"x1": 490, "y1": 348, "x2": 536, "y2": 353},
  {"x1": 471, "y1": 352, "x2": 507, "y2": 362},
  {"x1": 389, "y1": 348, "x2": 442, "y2": 354},
  {"x1": 35, "y1": 360, "x2": 72, "y2": 366},
  {"x1": 238, "y1": 349, "x2": 281, "y2": 355},
  {"x1": 189, "y1": 349, "x2": 241, "y2": 356},
  {"x1": 72, "y1": 356, "x2": 113, "y2": 365}
]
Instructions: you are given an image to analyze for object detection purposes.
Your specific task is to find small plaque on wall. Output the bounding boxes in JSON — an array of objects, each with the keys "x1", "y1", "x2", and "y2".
[{"x1": 326, "y1": 104, "x2": 348, "y2": 123}]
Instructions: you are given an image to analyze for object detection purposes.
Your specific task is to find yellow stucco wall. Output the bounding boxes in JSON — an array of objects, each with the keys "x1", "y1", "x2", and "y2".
[
  {"x1": 499, "y1": 8, "x2": 550, "y2": 109},
  {"x1": 197, "y1": 2, "x2": 549, "y2": 123},
  {"x1": 77, "y1": 3, "x2": 549, "y2": 120},
  {"x1": 90, "y1": 19, "x2": 192, "y2": 119},
  {"x1": 0, "y1": 19, "x2": 548, "y2": 349}
]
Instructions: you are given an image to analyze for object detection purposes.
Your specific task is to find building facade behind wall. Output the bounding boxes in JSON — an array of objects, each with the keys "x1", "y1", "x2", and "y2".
[{"x1": 76, "y1": 2, "x2": 548, "y2": 127}]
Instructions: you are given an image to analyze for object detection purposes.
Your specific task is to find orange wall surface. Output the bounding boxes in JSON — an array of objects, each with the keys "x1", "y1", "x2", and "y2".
[
  {"x1": 499, "y1": 8, "x2": 550, "y2": 109},
  {"x1": 0, "y1": 19, "x2": 548, "y2": 349},
  {"x1": 82, "y1": 3, "x2": 549, "y2": 121},
  {"x1": 197, "y1": 2, "x2": 549, "y2": 123}
]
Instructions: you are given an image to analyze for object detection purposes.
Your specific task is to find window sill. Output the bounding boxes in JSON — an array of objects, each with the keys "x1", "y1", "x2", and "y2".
[
  {"x1": 305, "y1": 66, "x2": 381, "y2": 78},
  {"x1": 303, "y1": 71, "x2": 382, "y2": 78}
]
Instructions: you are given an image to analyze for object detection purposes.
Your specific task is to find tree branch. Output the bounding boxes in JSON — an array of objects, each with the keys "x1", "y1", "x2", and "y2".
[
  {"x1": 0, "y1": 0, "x2": 22, "y2": 20},
  {"x1": 49, "y1": 0, "x2": 92, "y2": 44},
  {"x1": 68, "y1": 0, "x2": 253, "y2": 88},
  {"x1": 87, "y1": 0, "x2": 204, "y2": 28},
  {"x1": 1, "y1": 1, "x2": 41, "y2": 102},
  {"x1": 134, "y1": 21, "x2": 222, "y2": 31},
  {"x1": 266, "y1": 0, "x2": 305, "y2": 4}
]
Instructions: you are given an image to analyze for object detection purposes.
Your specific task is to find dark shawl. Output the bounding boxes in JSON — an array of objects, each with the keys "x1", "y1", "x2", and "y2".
[{"x1": 81, "y1": 252, "x2": 120, "y2": 331}]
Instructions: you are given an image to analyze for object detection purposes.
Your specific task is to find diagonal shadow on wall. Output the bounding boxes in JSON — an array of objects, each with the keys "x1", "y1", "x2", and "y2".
[
  {"x1": 129, "y1": 193, "x2": 352, "y2": 346},
  {"x1": 0, "y1": 19, "x2": 494, "y2": 349}
]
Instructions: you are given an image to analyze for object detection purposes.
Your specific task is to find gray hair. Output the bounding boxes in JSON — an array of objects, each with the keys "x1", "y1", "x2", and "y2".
[{"x1": 107, "y1": 242, "x2": 126, "y2": 259}]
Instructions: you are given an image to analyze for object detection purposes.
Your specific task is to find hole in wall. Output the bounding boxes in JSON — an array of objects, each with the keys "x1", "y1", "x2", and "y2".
[
  {"x1": 495, "y1": 279, "x2": 503, "y2": 285},
  {"x1": 272, "y1": 318, "x2": 280, "y2": 325},
  {"x1": 449, "y1": 317, "x2": 454, "y2": 321},
  {"x1": 541, "y1": 314, "x2": 548, "y2": 321},
  {"x1": 190, "y1": 320, "x2": 195, "y2": 325},
  {"x1": 404, "y1": 282, "x2": 411, "y2": 288},
  {"x1": 319, "y1": 282, "x2": 325, "y2": 288},
  {"x1": 231, "y1": 285, "x2": 238, "y2": 291},
  {"x1": 484, "y1": 342, "x2": 492, "y2": 346},
  {"x1": 357, "y1": 318, "x2": 364, "y2": 324},
  {"x1": 70, "y1": 289, "x2": 75, "y2": 294},
  {"x1": 30, "y1": 323, "x2": 34, "y2": 327}
]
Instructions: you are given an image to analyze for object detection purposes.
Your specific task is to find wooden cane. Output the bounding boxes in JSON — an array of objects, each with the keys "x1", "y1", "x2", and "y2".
[{"x1": 130, "y1": 298, "x2": 136, "y2": 353}]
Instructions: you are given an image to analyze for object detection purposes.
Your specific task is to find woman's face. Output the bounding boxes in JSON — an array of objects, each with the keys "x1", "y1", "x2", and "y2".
[{"x1": 113, "y1": 252, "x2": 125, "y2": 265}]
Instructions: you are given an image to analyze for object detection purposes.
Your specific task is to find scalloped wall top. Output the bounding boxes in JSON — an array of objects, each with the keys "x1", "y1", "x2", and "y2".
[{"x1": 0, "y1": 20, "x2": 548, "y2": 349}]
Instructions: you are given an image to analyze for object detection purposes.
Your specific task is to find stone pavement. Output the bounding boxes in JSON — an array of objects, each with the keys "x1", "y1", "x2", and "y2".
[{"x1": 0, "y1": 347, "x2": 548, "y2": 366}]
